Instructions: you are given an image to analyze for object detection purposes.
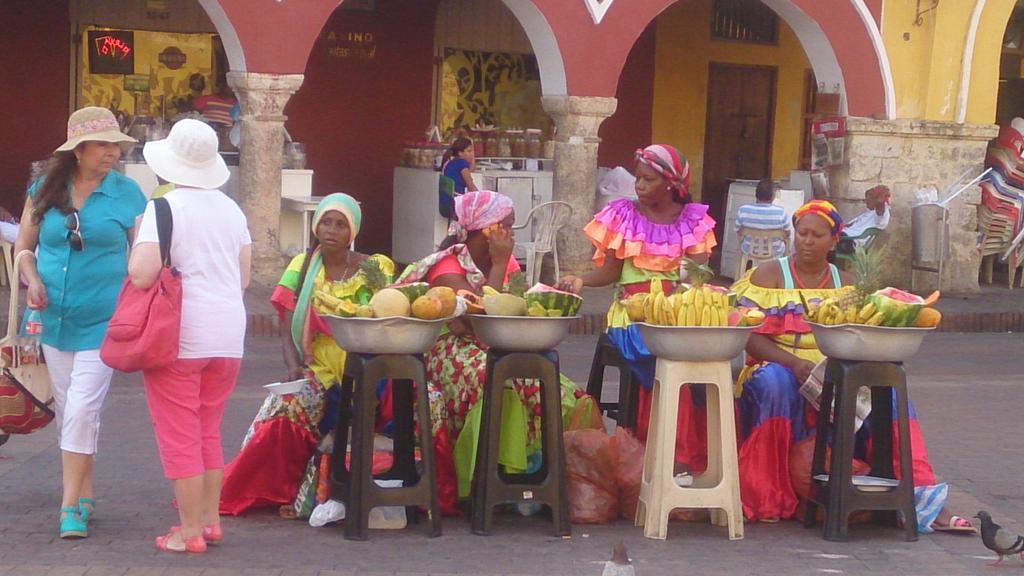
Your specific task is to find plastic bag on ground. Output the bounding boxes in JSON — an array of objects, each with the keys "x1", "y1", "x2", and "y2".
[
  {"x1": 790, "y1": 436, "x2": 871, "y2": 523},
  {"x1": 612, "y1": 428, "x2": 644, "y2": 521},
  {"x1": 565, "y1": 429, "x2": 619, "y2": 523},
  {"x1": 308, "y1": 479, "x2": 407, "y2": 528}
]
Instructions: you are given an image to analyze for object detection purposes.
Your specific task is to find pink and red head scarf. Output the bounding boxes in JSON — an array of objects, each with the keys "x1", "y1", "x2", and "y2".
[
  {"x1": 635, "y1": 144, "x2": 691, "y2": 198},
  {"x1": 450, "y1": 190, "x2": 515, "y2": 240}
]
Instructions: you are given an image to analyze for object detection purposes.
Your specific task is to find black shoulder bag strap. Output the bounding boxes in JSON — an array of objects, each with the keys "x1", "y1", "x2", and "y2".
[{"x1": 153, "y1": 197, "x2": 174, "y2": 268}]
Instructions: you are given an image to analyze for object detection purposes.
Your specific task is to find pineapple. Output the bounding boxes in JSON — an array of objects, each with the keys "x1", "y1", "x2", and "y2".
[
  {"x1": 506, "y1": 271, "x2": 529, "y2": 298},
  {"x1": 354, "y1": 258, "x2": 391, "y2": 305},
  {"x1": 837, "y1": 244, "x2": 886, "y2": 311},
  {"x1": 681, "y1": 257, "x2": 714, "y2": 290}
]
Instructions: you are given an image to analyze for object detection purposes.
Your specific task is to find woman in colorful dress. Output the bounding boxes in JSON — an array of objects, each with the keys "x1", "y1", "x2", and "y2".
[
  {"x1": 398, "y1": 190, "x2": 595, "y2": 502},
  {"x1": 732, "y1": 199, "x2": 972, "y2": 531},
  {"x1": 558, "y1": 144, "x2": 717, "y2": 471},
  {"x1": 219, "y1": 193, "x2": 407, "y2": 517}
]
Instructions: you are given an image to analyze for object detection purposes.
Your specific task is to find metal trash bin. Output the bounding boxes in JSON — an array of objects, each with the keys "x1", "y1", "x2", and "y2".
[{"x1": 911, "y1": 202, "x2": 949, "y2": 291}]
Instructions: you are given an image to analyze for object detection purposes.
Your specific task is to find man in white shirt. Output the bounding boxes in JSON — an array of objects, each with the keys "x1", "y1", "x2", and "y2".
[{"x1": 842, "y1": 185, "x2": 890, "y2": 244}]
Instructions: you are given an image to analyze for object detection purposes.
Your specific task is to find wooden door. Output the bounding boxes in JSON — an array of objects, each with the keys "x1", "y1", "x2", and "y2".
[{"x1": 701, "y1": 64, "x2": 776, "y2": 240}]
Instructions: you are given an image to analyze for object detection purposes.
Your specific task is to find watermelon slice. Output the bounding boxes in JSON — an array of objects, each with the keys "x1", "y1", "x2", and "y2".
[
  {"x1": 525, "y1": 283, "x2": 583, "y2": 317},
  {"x1": 866, "y1": 287, "x2": 927, "y2": 327}
]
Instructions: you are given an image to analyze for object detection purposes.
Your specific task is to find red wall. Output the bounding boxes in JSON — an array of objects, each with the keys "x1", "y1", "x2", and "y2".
[
  {"x1": 0, "y1": 0, "x2": 70, "y2": 215},
  {"x1": 286, "y1": 1, "x2": 440, "y2": 255},
  {"x1": 598, "y1": 22, "x2": 656, "y2": 169}
]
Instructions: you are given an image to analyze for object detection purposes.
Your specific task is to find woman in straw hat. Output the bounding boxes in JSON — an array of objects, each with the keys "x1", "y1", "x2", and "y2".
[
  {"x1": 128, "y1": 118, "x2": 252, "y2": 553},
  {"x1": 14, "y1": 106, "x2": 146, "y2": 540}
]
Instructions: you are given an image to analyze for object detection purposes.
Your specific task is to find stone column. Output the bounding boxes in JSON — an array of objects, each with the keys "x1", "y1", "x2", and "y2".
[
  {"x1": 829, "y1": 117, "x2": 998, "y2": 292},
  {"x1": 542, "y1": 96, "x2": 618, "y2": 275},
  {"x1": 227, "y1": 72, "x2": 304, "y2": 285}
]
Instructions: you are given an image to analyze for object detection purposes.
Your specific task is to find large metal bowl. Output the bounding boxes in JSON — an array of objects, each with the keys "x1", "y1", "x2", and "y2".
[
  {"x1": 636, "y1": 324, "x2": 754, "y2": 362},
  {"x1": 807, "y1": 323, "x2": 935, "y2": 362},
  {"x1": 324, "y1": 315, "x2": 448, "y2": 354},
  {"x1": 468, "y1": 315, "x2": 576, "y2": 352}
]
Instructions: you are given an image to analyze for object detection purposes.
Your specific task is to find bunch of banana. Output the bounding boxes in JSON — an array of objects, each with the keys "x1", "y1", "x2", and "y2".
[
  {"x1": 314, "y1": 289, "x2": 358, "y2": 317},
  {"x1": 673, "y1": 285, "x2": 730, "y2": 327},
  {"x1": 810, "y1": 298, "x2": 885, "y2": 326}
]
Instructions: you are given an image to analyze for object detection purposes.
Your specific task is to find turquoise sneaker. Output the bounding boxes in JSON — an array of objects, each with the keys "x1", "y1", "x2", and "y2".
[
  {"x1": 59, "y1": 506, "x2": 87, "y2": 539},
  {"x1": 78, "y1": 498, "x2": 95, "y2": 524}
]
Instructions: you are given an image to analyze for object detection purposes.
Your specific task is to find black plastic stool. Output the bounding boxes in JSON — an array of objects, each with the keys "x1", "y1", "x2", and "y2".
[
  {"x1": 803, "y1": 359, "x2": 918, "y2": 542},
  {"x1": 470, "y1": 349, "x2": 570, "y2": 536},
  {"x1": 585, "y1": 333, "x2": 640, "y2": 429},
  {"x1": 329, "y1": 353, "x2": 441, "y2": 540}
]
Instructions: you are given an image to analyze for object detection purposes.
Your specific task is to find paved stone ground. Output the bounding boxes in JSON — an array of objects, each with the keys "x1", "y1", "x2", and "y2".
[{"x1": 1, "y1": 332, "x2": 1022, "y2": 575}]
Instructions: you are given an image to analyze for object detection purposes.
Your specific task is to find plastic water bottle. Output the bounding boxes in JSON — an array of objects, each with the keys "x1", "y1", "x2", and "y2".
[{"x1": 24, "y1": 309, "x2": 43, "y2": 336}]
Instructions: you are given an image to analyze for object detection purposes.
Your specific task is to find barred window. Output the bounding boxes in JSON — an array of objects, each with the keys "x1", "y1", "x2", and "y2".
[{"x1": 711, "y1": 0, "x2": 778, "y2": 45}]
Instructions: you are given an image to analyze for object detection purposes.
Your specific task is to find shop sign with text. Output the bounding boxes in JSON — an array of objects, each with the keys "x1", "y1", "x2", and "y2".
[
  {"x1": 88, "y1": 30, "x2": 134, "y2": 75},
  {"x1": 325, "y1": 30, "x2": 377, "y2": 60}
]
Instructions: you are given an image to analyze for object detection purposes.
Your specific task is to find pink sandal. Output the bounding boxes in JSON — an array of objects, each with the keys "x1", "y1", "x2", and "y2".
[
  {"x1": 155, "y1": 530, "x2": 207, "y2": 553},
  {"x1": 171, "y1": 524, "x2": 222, "y2": 545}
]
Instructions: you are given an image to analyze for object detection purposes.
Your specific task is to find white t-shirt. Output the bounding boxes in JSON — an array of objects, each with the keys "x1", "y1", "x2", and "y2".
[
  {"x1": 135, "y1": 188, "x2": 251, "y2": 359},
  {"x1": 844, "y1": 204, "x2": 891, "y2": 242}
]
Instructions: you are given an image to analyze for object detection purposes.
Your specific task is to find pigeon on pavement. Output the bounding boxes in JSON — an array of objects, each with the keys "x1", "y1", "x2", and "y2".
[
  {"x1": 602, "y1": 542, "x2": 635, "y2": 576},
  {"x1": 975, "y1": 510, "x2": 1024, "y2": 567}
]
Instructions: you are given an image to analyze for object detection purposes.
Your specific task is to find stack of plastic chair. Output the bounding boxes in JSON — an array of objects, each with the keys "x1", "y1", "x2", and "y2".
[{"x1": 979, "y1": 123, "x2": 1024, "y2": 287}]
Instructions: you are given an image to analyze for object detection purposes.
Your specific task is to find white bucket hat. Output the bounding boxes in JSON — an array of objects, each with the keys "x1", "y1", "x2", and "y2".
[
  {"x1": 143, "y1": 119, "x2": 229, "y2": 189},
  {"x1": 55, "y1": 106, "x2": 136, "y2": 153}
]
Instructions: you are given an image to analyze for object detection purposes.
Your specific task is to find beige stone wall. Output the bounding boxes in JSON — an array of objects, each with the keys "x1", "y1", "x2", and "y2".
[{"x1": 829, "y1": 118, "x2": 998, "y2": 292}]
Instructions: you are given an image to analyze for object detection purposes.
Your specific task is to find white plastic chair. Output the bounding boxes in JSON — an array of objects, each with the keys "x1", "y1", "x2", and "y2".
[
  {"x1": 0, "y1": 241, "x2": 13, "y2": 287},
  {"x1": 735, "y1": 227, "x2": 789, "y2": 280},
  {"x1": 512, "y1": 201, "x2": 574, "y2": 285}
]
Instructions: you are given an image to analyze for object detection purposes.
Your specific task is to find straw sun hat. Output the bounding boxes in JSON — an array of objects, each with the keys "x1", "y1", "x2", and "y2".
[
  {"x1": 143, "y1": 118, "x2": 229, "y2": 190},
  {"x1": 55, "y1": 106, "x2": 137, "y2": 153}
]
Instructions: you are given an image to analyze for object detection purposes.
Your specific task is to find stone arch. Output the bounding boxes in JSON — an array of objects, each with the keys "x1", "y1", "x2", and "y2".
[
  {"x1": 521, "y1": 0, "x2": 892, "y2": 118},
  {"x1": 196, "y1": 0, "x2": 246, "y2": 72},
  {"x1": 499, "y1": 0, "x2": 568, "y2": 96},
  {"x1": 195, "y1": 0, "x2": 340, "y2": 75}
]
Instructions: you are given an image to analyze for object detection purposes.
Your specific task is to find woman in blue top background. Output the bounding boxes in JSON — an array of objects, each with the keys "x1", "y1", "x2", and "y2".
[
  {"x1": 439, "y1": 137, "x2": 478, "y2": 218},
  {"x1": 15, "y1": 106, "x2": 146, "y2": 539}
]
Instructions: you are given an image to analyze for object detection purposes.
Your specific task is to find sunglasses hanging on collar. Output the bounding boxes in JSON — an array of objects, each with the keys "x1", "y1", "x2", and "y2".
[{"x1": 65, "y1": 210, "x2": 84, "y2": 251}]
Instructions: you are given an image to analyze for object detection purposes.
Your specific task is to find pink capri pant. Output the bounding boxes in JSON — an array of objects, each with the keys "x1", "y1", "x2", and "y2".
[{"x1": 143, "y1": 357, "x2": 241, "y2": 480}]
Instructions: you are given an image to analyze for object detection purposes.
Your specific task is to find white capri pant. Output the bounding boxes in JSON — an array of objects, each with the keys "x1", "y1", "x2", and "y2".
[{"x1": 42, "y1": 345, "x2": 115, "y2": 455}]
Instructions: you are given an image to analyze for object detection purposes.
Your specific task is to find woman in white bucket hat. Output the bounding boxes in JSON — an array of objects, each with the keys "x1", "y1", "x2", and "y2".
[
  {"x1": 14, "y1": 106, "x2": 147, "y2": 539},
  {"x1": 129, "y1": 118, "x2": 252, "y2": 553}
]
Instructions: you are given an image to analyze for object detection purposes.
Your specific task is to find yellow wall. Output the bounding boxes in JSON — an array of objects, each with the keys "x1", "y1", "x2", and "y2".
[
  {"x1": 968, "y1": 0, "x2": 1016, "y2": 124},
  {"x1": 650, "y1": 0, "x2": 811, "y2": 201},
  {"x1": 883, "y1": 0, "x2": 1015, "y2": 124}
]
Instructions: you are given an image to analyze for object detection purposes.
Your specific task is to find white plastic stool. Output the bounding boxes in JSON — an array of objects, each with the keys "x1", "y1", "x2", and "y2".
[{"x1": 635, "y1": 359, "x2": 744, "y2": 540}]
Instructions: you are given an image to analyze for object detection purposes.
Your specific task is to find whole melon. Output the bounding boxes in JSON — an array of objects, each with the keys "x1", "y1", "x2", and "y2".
[
  {"x1": 482, "y1": 293, "x2": 527, "y2": 316},
  {"x1": 411, "y1": 296, "x2": 445, "y2": 320},
  {"x1": 425, "y1": 286, "x2": 457, "y2": 317},
  {"x1": 913, "y1": 307, "x2": 941, "y2": 328},
  {"x1": 369, "y1": 288, "x2": 411, "y2": 318}
]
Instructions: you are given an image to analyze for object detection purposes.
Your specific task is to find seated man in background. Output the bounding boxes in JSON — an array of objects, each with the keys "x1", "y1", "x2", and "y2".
[
  {"x1": 735, "y1": 178, "x2": 790, "y2": 260},
  {"x1": 838, "y1": 184, "x2": 890, "y2": 254}
]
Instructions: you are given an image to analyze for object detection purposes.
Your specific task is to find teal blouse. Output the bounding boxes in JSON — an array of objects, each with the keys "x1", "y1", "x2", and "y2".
[{"x1": 29, "y1": 170, "x2": 146, "y2": 351}]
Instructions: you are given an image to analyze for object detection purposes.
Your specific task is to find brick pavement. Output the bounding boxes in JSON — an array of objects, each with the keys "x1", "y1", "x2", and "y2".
[{"x1": 0, "y1": 333, "x2": 1021, "y2": 575}]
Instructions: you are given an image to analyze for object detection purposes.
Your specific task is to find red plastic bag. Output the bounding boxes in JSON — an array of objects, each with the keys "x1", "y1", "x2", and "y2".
[
  {"x1": 612, "y1": 428, "x2": 644, "y2": 520},
  {"x1": 790, "y1": 436, "x2": 871, "y2": 523},
  {"x1": 564, "y1": 429, "x2": 619, "y2": 523}
]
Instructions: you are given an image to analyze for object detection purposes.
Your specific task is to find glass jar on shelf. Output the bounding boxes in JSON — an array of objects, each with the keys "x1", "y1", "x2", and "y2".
[
  {"x1": 497, "y1": 131, "x2": 512, "y2": 158},
  {"x1": 507, "y1": 130, "x2": 525, "y2": 158},
  {"x1": 525, "y1": 129, "x2": 542, "y2": 158},
  {"x1": 483, "y1": 130, "x2": 499, "y2": 157}
]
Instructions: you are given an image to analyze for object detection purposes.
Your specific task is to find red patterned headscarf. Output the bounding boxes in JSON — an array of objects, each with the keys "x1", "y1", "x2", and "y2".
[
  {"x1": 635, "y1": 144, "x2": 690, "y2": 197},
  {"x1": 793, "y1": 199, "x2": 844, "y2": 238}
]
